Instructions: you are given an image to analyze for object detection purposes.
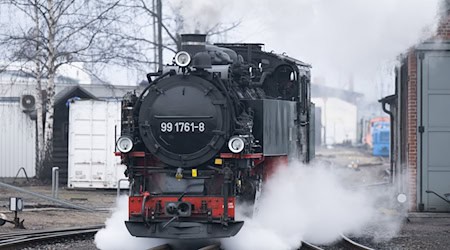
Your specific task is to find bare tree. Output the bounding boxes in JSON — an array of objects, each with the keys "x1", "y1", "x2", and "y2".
[
  {"x1": 0, "y1": 0, "x2": 150, "y2": 178},
  {"x1": 120, "y1": 0, "x2": 241, "y2": 71},
  {"x1": 0, "y1": 0, "x2": 240, "y2": 179}
]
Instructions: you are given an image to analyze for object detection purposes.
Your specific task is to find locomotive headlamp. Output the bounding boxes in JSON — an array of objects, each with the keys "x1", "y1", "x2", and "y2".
[
  {"x1": 117, "y1": 136, "x2": 133, "y2": 153},
  {"x1": 228, "y1": 136, "x2": 245, "y2": 153},
  {"x1": 174, "y1": 51, "x2": 191, "y2": 67}
]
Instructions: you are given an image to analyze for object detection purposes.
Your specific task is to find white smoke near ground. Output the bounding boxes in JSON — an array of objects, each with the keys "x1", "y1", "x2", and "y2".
[
  {"x1": 222, "y1": 160, "x2": 404, "y2": 250},
  {"x1": 94, "y1": 196, "x2": 219, "y2": 250},
  {"x1": 94, "y1": 196, "x2": 169, "y2": 250}
]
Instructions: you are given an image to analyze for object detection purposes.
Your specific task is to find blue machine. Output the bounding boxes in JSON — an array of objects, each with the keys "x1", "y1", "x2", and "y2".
[{"x1": 372, "y1": 121, "x2": 390, "y2": 157}]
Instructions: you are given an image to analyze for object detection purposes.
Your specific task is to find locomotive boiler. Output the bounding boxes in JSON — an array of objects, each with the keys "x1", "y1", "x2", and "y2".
[{"x1": 116, "y1": 34, "x2": 314, "y2": 239}]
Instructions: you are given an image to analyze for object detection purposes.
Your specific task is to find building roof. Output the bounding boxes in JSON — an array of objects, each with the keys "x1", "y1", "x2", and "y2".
[
  {"x1": 54, "y1": 85, "x2": 97, "y2": 106},
  {"x1": 79, "y1": 84, "x2": 142, "y2": 100},
  {"x1": 54, "y1": 83, "x2": 143, "y2": 102}
]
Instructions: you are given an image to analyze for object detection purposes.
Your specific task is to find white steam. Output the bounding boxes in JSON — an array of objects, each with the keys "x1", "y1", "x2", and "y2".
[
  {"x1": 94, "y1": 196, "x2": 169, "y2": 250},
  {"x1": 168, "y1": 0, "x2": 234, "y2": 34},
  {"x1": 168, "y1": 0, "x2": 440, "y2": 100},
  {"x1": 222, "y1": 161, "x2": 401, "y2": 250}
]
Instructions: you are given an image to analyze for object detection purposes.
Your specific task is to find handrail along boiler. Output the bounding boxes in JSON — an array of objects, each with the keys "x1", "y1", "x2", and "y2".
[{"x1": 116, "y1": 34, "x2": 315, "y2": 239}]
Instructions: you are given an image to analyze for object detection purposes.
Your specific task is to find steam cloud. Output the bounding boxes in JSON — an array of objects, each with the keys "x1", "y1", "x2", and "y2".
[
  {"x1": 221, "y1": 161, "x2": 403, "y2": 250},
  {"x1": 169, "y1": 0, "x2": 440, "y2": 100},
  {"x1": 95, "y1": 197, "x2": 218, "y2": 250},
  {"x1": 95, "y1": 196, "x2": 169, "y2": 250}
]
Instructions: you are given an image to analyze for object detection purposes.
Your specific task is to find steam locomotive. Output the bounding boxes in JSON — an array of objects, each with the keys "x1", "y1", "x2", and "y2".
[{"x1": 116, "y1": 34, "x2": 315, "y2": 239}]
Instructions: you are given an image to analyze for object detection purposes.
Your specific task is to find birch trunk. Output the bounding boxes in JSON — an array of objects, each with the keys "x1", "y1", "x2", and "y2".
[
  {"x1": 35, "y1": 68, "x2": 44, "y2": 177},
  {"x1": 34, "y1": 0, "x2": 45, "y2": 178},
  {"x1": 43, "y1": 0, "x2": 56, "y2": 174},
  {"x1": 43, "y1": 75, "x2": 55, "y2": 167}
]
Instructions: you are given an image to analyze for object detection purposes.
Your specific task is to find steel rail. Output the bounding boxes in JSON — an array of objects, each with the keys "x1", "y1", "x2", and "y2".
[
  {"x1": 339, "y1": 234, "x2": 375, "y2": 250},
  {"x1": 148, "y1": 244, "x2": 172, "y2": 250},
  {"x1": 198, "y1": 243, "x2": 221, "y2": 250},
  {"x1": 300, "y1": 241, "x2": 324, "y2": 250},
  {"x1": 148, "y1": 240, "x2": 324, "y2": 250},
  {"x1": 148, "y1": 243, "x2": 221, "y2": 250},
  {"x1": 0, "y1": 225, "x2": 103, "y2": 239},
  {"x1": 0, "y1": 225, "x2": 103, "y2": 248}
]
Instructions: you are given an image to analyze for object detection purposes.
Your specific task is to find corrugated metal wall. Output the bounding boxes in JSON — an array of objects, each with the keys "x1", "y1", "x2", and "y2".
[{"x1": 0, "y1": 102, "x2": 36, "y2": 177}]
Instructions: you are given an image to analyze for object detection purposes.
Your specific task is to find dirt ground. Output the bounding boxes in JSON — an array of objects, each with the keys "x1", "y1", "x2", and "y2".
[
  {"x1": 314, "y1": 145, "x2": 391, "y2": 187},
  {"x1": 0, "y1": 184, "x2": 117, "y2": 232}
]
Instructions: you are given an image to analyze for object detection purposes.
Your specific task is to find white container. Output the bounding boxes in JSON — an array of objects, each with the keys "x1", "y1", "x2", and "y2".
[{"x1": 68, "y1": 100, "x2": 128, "y2": 189}]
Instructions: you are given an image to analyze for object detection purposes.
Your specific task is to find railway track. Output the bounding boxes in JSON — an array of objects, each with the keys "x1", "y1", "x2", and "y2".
[
  {"x1": 0, "y1": 225, "x2": 103, "y2": 249},
  {"x1": 148, "y1": 243, "x2": 221, "y2": 250},
  {"x1": 337, "y1": 234, "x2": 374, "y2": 250},
  {"x1": 0, "y1": 224, "x2": 373, "y2": 250},
  {"x1": 299, "y1": 235, "x2": 374, "y2": 250},
  {"x1": 300, "y1": 240, "x2": 324, "y2": 249},
  {"x1": 148, "y1": 236, "x2": 373, "y2": 250}
]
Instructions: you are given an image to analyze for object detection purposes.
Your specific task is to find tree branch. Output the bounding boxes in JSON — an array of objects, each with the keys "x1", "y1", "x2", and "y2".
[{"x1": 55, "y1": 0, "x2": 120, "y2": 49}]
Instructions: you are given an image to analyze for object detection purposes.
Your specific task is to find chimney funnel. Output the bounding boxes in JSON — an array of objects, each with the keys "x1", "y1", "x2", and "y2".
[{"x1": 181, "y1": 34, "x2": 206, "y2": 57}]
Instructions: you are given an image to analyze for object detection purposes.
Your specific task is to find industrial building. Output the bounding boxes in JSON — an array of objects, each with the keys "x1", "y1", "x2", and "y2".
[
  {"x1": 0, "y1": 68, "x2": 140, "y2": 188},
  {"x1": 381, "y1": 4, "x2": 450, "y2": 212}
]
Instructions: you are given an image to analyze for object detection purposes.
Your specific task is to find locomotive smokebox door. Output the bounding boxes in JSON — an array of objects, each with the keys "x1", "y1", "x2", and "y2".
[{"x1": 139, "y1": 75, "x2": 231, "y2": 168}]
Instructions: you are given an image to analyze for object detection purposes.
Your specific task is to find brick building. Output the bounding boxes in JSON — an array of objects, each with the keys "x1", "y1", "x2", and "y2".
[{"x1": 381, "y1": 0, "x2": 450, "y2": 212}]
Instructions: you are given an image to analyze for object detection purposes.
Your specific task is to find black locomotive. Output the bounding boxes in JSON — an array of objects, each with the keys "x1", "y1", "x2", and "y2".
[{"x1": 116, "y1": 34, "x2": 314, "y2": 239}]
